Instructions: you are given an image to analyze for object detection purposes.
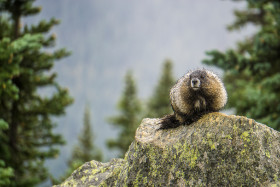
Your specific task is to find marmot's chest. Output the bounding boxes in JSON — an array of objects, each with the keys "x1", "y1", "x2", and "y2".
[{"x1": 193, "y1": 95, "x2": 206, "y2": 111}]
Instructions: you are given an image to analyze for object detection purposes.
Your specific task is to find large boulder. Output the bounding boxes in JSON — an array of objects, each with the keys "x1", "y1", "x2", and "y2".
[{"x1": 56, "y1": 113, "x2": 280, "y2": 186}]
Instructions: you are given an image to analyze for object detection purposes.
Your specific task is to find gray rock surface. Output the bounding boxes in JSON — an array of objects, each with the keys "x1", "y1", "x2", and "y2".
[{"x1": 56, "y1": 113, "x2": 280, "y2": 186}]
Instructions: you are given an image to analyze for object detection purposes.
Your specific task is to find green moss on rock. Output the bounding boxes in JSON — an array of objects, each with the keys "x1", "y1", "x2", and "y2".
[{"x1": 55, "y1": 113, "x2": 280, "y2": 186}]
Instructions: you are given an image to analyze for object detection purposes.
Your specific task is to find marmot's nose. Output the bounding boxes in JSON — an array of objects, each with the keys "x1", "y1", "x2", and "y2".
[
  {"x1": 192, "y1": 79, "x2": 198, "y2": 84},
  {"x1": 191, "y1": 78, "x2": 200, "y2": 88}
]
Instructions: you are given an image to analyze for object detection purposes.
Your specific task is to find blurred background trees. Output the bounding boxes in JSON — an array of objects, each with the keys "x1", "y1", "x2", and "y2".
[
  {"x1": 53, "y1": 105, "x2": 102, "y2": 184},
  {"x1": 69, "y1": 105, "x2": 103, "y2": 166},
  {"x1": 203, "y1": 0, "x2": 280, "y2": 130},
  {"x1": 106, "y1": 60, "x2": 175, "y2": 157},
  {"x1": 146, "y1": 60, "x2": 175, "y2": 118},
  {"x1": 107, "y1": 71, "x2": 142, "y2": 157},
  {"x1": 0, "y1": 0, "x2": 73, "y2": 186}
]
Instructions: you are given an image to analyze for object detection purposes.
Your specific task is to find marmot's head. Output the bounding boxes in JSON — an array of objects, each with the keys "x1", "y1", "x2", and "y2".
[
  {"x1": 189, "y1": 70, "x2": 207, "y2": 91},
  {"x1": 185, "y1": 69, "x2": 228, "y2": 110}
]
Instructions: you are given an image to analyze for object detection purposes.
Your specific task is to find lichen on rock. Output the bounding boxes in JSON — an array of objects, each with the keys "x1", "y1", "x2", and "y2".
[{"x1": 55, "y1": 113, "x2": 280, "y2": 186}]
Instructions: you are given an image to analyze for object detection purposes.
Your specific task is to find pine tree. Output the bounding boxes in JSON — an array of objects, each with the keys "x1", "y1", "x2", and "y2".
[
  {"x1": 54, "y1": 105, "x2": 102, "y2": 184},
  {"x1": 0, "y1": 16, "x2": 23, "y2": 185},
  {"x1": 0, "y1": 0, "x2": 73, "y2": 186},
  {"x1": 147, "y1": 60, "x2": 175, "y2": 118},
  {"x1": 107, "y1": 71, "x2": 142, "y2": 157},
  {"x1": 203, "y1": 0, "x2": 280, "y2": 129},
  {"x1": 69, "y1": 105, "x2": 102, "y2": 163},
  {"x1": 0, "y1": 120, "x2": 13, "y2": 186}
]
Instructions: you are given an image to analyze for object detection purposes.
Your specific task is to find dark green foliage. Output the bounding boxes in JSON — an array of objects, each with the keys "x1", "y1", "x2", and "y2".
[
  {"x1": 107, "y1": 71, "x2": 142, "y2": 157},
  {"x1": 0, "y1": 159, "x2": 13, "y2": 186},
  {"x1": 0, "y1": 0, "x2": 73, "y2": 186},
  {"x1": 0, "y1": 120, "x2": 13, "y2": 186},
  {"x1": 203, "y1": 0, "x2": 280, "y2": 130},
  {"x1": 147, "y1": 60, "x2": 175, "y2": 118},
  {"x1": 54, "y1": 105, "x2": 102, "y2": 184}
]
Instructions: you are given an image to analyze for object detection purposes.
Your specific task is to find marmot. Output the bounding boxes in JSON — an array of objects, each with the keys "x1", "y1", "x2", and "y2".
[{"x1": 160, "y1": 69, "x2": 227, "y2": 129}]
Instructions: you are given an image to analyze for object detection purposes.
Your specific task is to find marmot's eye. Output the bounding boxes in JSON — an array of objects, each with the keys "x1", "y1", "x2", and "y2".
[{"x1": 200, "y1": 75, "x2": 205, "y2": 79}]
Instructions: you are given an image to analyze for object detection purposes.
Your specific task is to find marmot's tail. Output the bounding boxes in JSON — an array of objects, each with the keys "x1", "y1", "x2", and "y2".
[{"x1": 159, "y1": 114, "x2": 180, "y2": 130}]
